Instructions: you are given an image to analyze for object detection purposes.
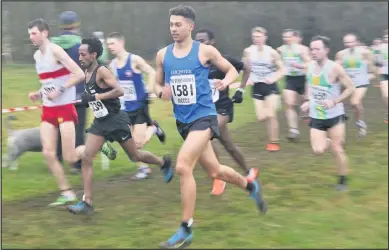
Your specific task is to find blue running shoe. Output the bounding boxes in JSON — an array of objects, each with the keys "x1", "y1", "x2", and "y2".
[
  {"x1": 67, "y1": 201, "x2": 94, "y2": 215},
  {"x1": 160, "y1": 226, "x2": 193, "y2": 249},
  {"x1": 249, "y1": 180, "x2": 268, "y2": 214},
  {"x1": 161, "y1": 155, "x2": 174, "y2": 183}
]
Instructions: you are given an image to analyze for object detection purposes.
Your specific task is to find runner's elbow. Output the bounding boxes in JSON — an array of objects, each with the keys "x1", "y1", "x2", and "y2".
[{"x1": 116, "y1": 87, "x2": 124, "y2": 97}]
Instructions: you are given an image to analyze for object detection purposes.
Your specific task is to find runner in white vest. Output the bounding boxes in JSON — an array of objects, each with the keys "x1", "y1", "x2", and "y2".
[
  {"x1": 277, "y1": 29, "x2": 311, "y2": 141},
  {"x1": 377, "y1": 30, "x2": 388, "y2": 123},
  {"x1": 300, "y1": 36, "x2": 354, "y2": 191},
  {"x1": 335, "y1": 33, "x2": 377, "y2": 137},
  {"x1": 27, "y1": 19, "x2": 86, "y2": 206},
  {"x1": 242, "y1": 27, "x2": 286, "y2": 152}
]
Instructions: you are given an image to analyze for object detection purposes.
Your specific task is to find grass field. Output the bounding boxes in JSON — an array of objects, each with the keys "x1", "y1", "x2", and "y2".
[{"x1": 1, "y1": 64, "x2": 388, "y2": 249}]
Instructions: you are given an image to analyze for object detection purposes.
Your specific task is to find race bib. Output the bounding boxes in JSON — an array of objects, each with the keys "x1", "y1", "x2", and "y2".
[
  {"x1": 252, "y1": 66, "x2": 271, "y2": 82},
  {"x1": 170, "y1": 74, "x2": 196, "y2": 105},
  {"x1": 121, "y1": 80, "x2": 137, "y2": 101},
  {"x1": 284, "y1": 57, "x2": 302, "y2": 75},
  {"x1": 89, "y1": 100, "x2": 109, "y2": 118},
  {"x1": 41, "y1": 82, "x2": 56, "y2": 96},
  {"x1": 346, "y1": 68, "x2": 362, "y2": 85},
  {"x1": 311, "y1": 86, "x2": 328, "y2": 105},
  {"x1": 209, "y1": 79, "x2": 219, "y2": 103}
]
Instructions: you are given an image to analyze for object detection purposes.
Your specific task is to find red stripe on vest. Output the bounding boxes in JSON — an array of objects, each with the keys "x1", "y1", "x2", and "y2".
[{"x1": 38, "y1": 67, "x2": 70, "y2": 80}]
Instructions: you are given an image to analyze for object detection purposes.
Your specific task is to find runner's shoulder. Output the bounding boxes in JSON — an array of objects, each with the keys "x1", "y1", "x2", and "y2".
[
  {"x1": 336, "y1": 49, "x2": 346, "y2": 58},
  {"x1": 298, "y1": 44, "x2": 310, "y2": 54},
  {"x1": 243, "y1": 46, "x2": 252, "y2": 54},
  {"x1": 156, "y1": 47, "x2": 169, "y2": 63},
  {"x1": 50, "y1": 42, "x2": 67, "y2": 54},
  {"x1": 268, "y1": 46, "x2": 281, "y2": 57}
]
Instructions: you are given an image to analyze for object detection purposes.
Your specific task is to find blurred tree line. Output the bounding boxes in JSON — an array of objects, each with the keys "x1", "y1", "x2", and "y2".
[{"x1": 2, "y1": 1, "x2": 388, "y2": 64}]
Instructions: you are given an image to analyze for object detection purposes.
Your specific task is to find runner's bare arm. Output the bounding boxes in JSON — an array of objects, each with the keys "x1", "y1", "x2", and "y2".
[
  {"x1": 303, "y1": 74, "x2": 310, "y2": 100},
  {"x1": 334, "y1": 63, "x2": 355, "y2": 104},
  {"x1": 205, "y1": 45, "x2": 238, "y2": 85},
  {"x1": 95, "y1": 67, "x2": 124, "y2": 100},
  {"x1": 239, "y1": 49, "x2": 251, "y2": 89},
  {"x1": 276, "y1": 46, "x2": 282, "y2": 54},
  {"x1": 335, "y1": 51, "x2": 343, "y2": 65},
  {"x1": 154, "y1": 48, "x2": 167, "y2": 97},
  {"x1": 365, "y1": 49, "x2": 378, "y2": 76},
  {"x1": 271, "y1": 50, "x2": 286, "y2": 83},
  {"x1": 300, "y1": 45, "x2": 311, "y2": 70},
  {"x1": 133, "y1": 55, "x2": 156, "y2": 93},
  {"x1": 52, "y1": 44, "x2": 84, "y2": 89}
]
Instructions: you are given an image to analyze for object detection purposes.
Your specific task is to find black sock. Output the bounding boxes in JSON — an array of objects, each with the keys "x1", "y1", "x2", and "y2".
[
  {"x1": 246, "y1": 182, "x2": 254, "y2": 192},
  {"x1": 338, "y1": 175, "x2": 347, "y2": 185},
  {"x1": 181, "y1": 221, "x2": 192, "y2": 234}
]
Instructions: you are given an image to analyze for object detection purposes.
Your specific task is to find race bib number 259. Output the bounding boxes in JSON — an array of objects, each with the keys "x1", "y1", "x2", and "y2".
[
  {"x1": 89, "y1": 100, "x2": 109, "y2": 118},
  {"x1": 170, "y1": 74, "x2": 197, "y2": 105}
]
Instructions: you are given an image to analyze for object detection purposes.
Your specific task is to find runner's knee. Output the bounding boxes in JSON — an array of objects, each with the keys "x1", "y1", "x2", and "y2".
[
  {"x1": 256, "y1": 112, "x2": 268, "y2": 122},
  {"x1": 331, "y1": 140, "x2": 345, "y2": 154},
  {"x1": 135, "y1": 140, "x2": 145, "y2": 149},
  {"x1": 82, "y1": 150, "x2": 94, "y2": 165},
  {"x1": 267, "y1": 109, "x2": 277, "y2": 119},
  {"x1": 42, "y1": 147, "x2": 57, "y2": 162},
  {"x1": 175, "y1": 156, "x2": 194, "y2": 176},
  {"x1": 350, "y1": 98, "x2": 360, "y2": 107},
  {"x1": 312, "y1": 145, "x2": 326, "y2": 155}
]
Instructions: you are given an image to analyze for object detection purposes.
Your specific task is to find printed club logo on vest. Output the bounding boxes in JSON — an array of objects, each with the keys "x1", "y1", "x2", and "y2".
[{"x1": 125, "y1": 70, "x2": 132, "y2": 77}]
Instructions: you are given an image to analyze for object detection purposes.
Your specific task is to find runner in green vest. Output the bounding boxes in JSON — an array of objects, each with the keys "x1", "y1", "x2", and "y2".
[
  {"x1": 300, "y1": 35, "x2": 354, "y2": 191},
  {"x1": 277, "y1": 29, "x2": 310, "y2": 141},
  {"x1": 335, "y1": 33, "x2": 377, "y2": 137},
  {"x1": 371, "y1": 38, "x2": 383, "y2": 87},
  {"x1": 377, "y1": 30, "x2": 388, "y2": 123}
]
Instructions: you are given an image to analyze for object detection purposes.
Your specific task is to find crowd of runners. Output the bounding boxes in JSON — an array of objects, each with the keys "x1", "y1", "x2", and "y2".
[{"x1": 23, "y1": 4, "x2": 388, "y2": 249}]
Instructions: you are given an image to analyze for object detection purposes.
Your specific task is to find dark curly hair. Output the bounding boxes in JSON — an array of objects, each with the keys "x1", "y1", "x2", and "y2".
[
  {"x1": 81, "y1": 37, "x2": 103, "y2": 58},
  {"x1": 169, "y1": 5, "x2": 196, "y2": 22},
  {"x1": 196, "y1": 28, "x2": 215, "y2": 40}
]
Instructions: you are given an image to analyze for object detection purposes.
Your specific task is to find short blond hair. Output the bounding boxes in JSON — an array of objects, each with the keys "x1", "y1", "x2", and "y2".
[{"x1": 251, "y1": 26, "x2": 267, "y2": 35}]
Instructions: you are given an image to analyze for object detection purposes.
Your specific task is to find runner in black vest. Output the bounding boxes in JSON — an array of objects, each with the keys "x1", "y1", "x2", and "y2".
[
  {"x1": 67, "y1": 37, "x2": 173, "y2": 214},
  {"x1": 195, "y1": 28, "x2": 259, "y2": 196}
]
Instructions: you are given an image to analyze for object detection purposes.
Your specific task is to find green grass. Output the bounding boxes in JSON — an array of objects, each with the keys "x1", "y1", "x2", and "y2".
[{"x1": 2, "y1": 64, "x2": 388, "y2": 249}]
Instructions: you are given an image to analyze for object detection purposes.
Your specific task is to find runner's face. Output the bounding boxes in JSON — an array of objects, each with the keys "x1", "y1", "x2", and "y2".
[
  {"x1": 169, "y1": 15, "x2": 194, "y2": 42},
  {"x1": 373, "y1": 39, "x2": 381, "y2": 46},
  {"x1": 252, "y1": 32, "x2": 266, "y2": 46},
  {"x1": 28, "y1": 26, "x2": 47, "y2": 46},
  {"x1": 195, "y1": 32, "x2": 213, "y2": 45},
  {"x1": 294, "y1": 35, "x2": 302, "y2": 44},
  {"x1": 282, "y1": 32, "x2": 294, "y2": 45},
  {"x1": 383, "y1": 35, "x2": 388, "y2": 43},
  {"x1": 343, "y1": 35, "x2": 358, "y2": 49},
  {"x1": 310, "y1": 40, "x2": 328, "y2": 61},
  {"x1": 79, "y1": 44, "x2": 96, "y2": 69},
  {"x1": 107, "y1": 38, "x2": 124, "y2": 56}
]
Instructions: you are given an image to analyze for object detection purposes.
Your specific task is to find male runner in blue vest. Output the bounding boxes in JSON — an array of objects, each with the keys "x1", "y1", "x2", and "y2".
[
  {"x1": 107, "y1": 32, "x2": 166, "y2": 179},
  {"x1": 155, "y1": 5, "x2": 267, "y2": 248}
]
